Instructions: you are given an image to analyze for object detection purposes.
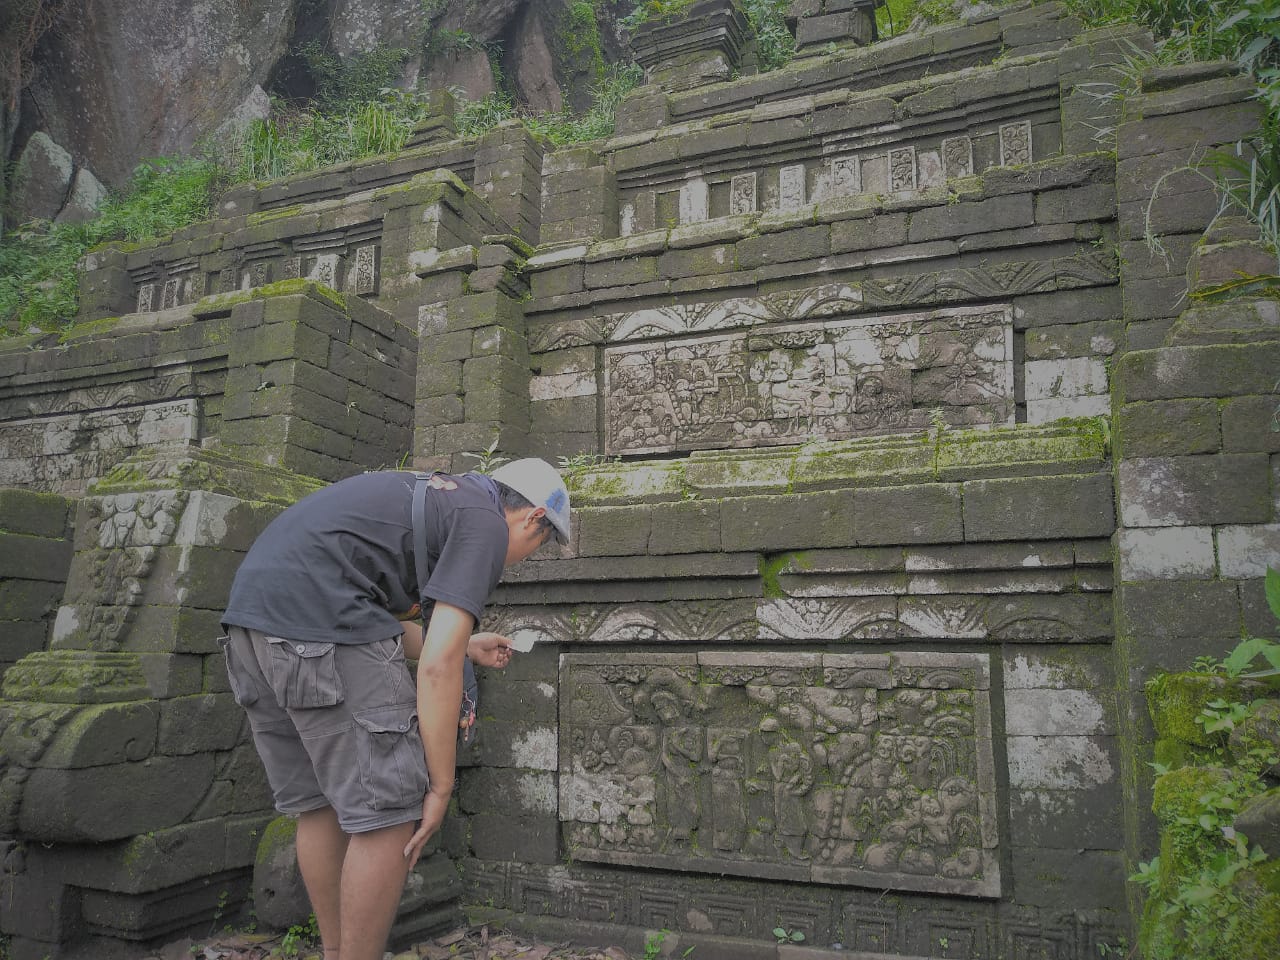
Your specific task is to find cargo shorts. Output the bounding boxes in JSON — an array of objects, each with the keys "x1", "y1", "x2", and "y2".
[{"x1": 220, "y1": 625, "x2": 429, "y2": 833}]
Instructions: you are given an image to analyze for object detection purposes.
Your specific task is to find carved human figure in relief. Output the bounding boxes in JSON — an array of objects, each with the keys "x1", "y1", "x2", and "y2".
[{"x1": 634, "y1": 669, "x2": 702, "y2": 848}]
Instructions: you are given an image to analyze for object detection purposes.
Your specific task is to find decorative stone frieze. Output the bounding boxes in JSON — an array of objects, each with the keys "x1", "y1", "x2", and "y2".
[
  {"x1": 559, "y1": 651, "x2": 999, "y2": 896},
  {"x1": 602, "y1": 304, "x2": 1014, "y2": 455}
]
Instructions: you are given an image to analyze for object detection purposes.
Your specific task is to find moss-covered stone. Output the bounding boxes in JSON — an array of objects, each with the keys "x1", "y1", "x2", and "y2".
[
  {"x1": 1148, "y1": 673, "x2": 1247, "y2": 748},
  {"x1": 56, "y1": 315, "x2": 123, "y2": 344},
  {"x1": 190, "y1": 278, "x2": 346, "y2": 319}
]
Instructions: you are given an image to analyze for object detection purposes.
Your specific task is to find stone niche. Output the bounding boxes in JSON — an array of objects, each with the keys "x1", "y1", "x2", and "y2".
[{"x1": 560, "y1": 651, "x2": 999, "y2": 897}]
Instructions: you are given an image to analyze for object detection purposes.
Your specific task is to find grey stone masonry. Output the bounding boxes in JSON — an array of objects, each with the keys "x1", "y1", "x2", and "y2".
[
  {"x1": 629, "y1": 0, "x2": 753, "y2": 92},
  {"x1": 1116, "y1": 62, "x2": 1264, "y2": 336},
  {"x1": 1111, "y1": 214, "x2": 1280, "y2": 890},
  {"x1": 0, "y1": 489, "x2": 73, "y2": 680},
  {"x1": 5, "y1": 0, "x2": 1273, "y2": 955}
]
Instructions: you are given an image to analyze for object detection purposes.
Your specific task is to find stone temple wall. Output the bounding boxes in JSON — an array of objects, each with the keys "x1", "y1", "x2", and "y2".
[{"x1": 0, "y1": 2, "x2": 1276, "y2": 958}]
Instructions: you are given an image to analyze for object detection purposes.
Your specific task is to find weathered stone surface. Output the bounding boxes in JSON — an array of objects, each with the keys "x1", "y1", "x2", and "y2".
[
  {"x1": 1117, "y1": 526, "x2": 1216, "y2": 581},
  {"x1": 963, "y1": 473, "x2": 1114, "y2": 541},
  {"x1": 26, "y1": 2, "x2": 295, "y2": 189},
  {"x1": 1117, "y1": 455, "x2": 1272, "y2": 527},
  {"x1": 560, "y1": 650, "x2": 1000, "y2": 896},
  {"x1": 8, "y1": 132, "x2": 73, "y2": 223},
  {"x1": 54, "y1": 166, "x2": 109, "y2": 225},
  {"x1": 1115, "y1": 399, "x2": 1221, "y2": 458}
]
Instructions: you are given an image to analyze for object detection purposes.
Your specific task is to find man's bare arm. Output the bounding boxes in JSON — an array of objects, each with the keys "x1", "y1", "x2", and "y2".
[{"x1": 402, "y1": 601, "x2": 471, "y2": 865}]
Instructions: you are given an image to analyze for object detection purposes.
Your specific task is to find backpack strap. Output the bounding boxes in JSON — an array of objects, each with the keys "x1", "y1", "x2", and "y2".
[{"x1": 410, "y1": 472, "x2": 479, "y2": 745}]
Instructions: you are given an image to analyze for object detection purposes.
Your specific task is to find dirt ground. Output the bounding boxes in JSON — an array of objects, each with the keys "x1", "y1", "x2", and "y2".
[{"x1": 153, "y1": 925, "x2": 636, "y2": 960}]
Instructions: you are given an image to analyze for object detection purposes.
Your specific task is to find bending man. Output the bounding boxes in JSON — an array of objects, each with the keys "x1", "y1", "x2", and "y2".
[{"x1": 220, "y1": 458, "x2": 570, "y2": 960}]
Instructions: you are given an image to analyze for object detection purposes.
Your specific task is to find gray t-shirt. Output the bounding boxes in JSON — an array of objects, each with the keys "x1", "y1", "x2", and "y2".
[{"x1": 223, "y1": 471, "x2": 507, "y2": 644}]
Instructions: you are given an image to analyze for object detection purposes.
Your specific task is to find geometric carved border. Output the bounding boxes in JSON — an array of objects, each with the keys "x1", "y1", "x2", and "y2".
[{"x1": 559, "y1": 651, "x2": 1000, "y2": 897}]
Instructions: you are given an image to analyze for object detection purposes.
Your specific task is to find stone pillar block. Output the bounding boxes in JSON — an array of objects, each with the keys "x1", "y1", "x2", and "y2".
[
  {"x1": 629, "y1": 0, "x2": 753, "y2": 92},
  {"x1": 75, "y1": 242, "x2": 135, "y2": 321},
  {"x1": 541, "y1": 148, "x2": 620, "y2": 245},
  {"x1": 474, "y1": 122, "x2": 546, "y2": 244}
]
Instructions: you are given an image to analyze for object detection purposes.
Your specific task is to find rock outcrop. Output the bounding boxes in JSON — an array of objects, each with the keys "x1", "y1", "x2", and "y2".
[{"x1": 7, "y1": 0, "x2": 635, "y2": 212}]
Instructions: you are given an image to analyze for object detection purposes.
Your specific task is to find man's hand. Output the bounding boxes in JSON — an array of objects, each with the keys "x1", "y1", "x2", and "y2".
[
  {"x1": 467, "y1": 632, "x2": 514, "y2": 669},
  {"x1": 403, "y1": 788, "x2": 450, "y2": 868}
]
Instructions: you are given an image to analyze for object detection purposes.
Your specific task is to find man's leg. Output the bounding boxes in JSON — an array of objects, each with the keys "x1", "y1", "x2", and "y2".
[
  {"x1": 339, "y1": 821, "x2": 416, "y2": 960},
  {"x1": 295, "y1": 806, "x2": 349, "y2": 960}
]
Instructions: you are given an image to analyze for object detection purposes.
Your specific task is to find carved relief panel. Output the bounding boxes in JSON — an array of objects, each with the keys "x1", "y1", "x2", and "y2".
[
  {"x1": 560, "y1": 652, "x2": 999, "y2": 897},
  {"x1": 603, "y1": 305, "x2": 1014, "y2": 455},
  {"x1": 0, "y1": 399, "x2": 198, "y2": 495}
]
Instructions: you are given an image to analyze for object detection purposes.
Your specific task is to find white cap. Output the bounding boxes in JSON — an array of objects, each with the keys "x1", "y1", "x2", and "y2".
[{"x1": 490, "y1": 458, "x2": 571, "y2": 544}]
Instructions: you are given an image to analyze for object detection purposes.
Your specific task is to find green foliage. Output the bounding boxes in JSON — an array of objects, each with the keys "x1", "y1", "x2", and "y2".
[
  {"x1": 1189, "y1": 570, "x2": 1280, "y2": 686},
  {"x1": 622, "y1": 0, "x2": 697, "y2": 31},
  {"x1": 876, "y1": 0, "x2": 1010, "y2": 37},
  {"x1": 0, "y1": 156, "x2": 221, "y2": 331},
  {"x1": 297, "y1": 41, "x2": 411, "y2": 112},
  {"x1": 1199, "y1": 116, "x2": 1280, "y2": 271},
  {"x1": 456, "y1": 62, "x2": 643, "y2": 144},
  {"x1": 1135, "y1": 567, "x2": 1280, "y2": 959},
  {"x1": 742, "y1": 0, "x2": 795, "y2": 71},
  {"x1": 772, "y1": 926, "x2": 806, "y2": 944},
  {"x1": 278, "y1": 913, "x2": 320, "y2": 959},
  {"x1": 461, "y1": 438, "x2": 509, "y2": 474},
  {"x1": 234, "y1": 91, "x2": 427, "y2": 182}
]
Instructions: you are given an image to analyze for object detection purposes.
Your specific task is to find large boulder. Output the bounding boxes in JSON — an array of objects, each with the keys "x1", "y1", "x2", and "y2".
[
  {"x1": 25, "y1": 0, "x2": 295, "y2": 189},
  {"x1": 8, "y1": 131, "x2": 73, "y2": 224},
  {"x1": 54, "y1": 166, "x2": 109, "y2": 224}
]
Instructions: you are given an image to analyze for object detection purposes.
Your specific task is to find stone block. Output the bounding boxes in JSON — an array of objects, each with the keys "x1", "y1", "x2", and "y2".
[
  {"x1": 659, "y1": 244, "x2": 737, "y2": 279},
  {"x1": 584, "y1": 256, "x2": 660, "y2": 290},
  {"x1": 830, "y1": 213, "x2": 908, "y2": 253},
  {"x1": 1116, "y1": 343, "x2": 1280, "y2": 401},
  {"x1": 158, "y1": 693, "x2": 243, "y2": 754},
  {"x1": 648, "y1": 499, "x2": 723, "y2": 555},
  {"x1": 1009, "y1": 782, "x2": 1125, "y2": 851},
  {"x1": 0, "y1": 578, "x2": 63, "y2": 621},
  {"x1": 1026, "y1": 394, "x2": 1111, "y2": 424},
  {"x1": 20, "y1": 754, "x2": 214, "y2": 843},
  {"x1": 463, "y1": 354, "x2": 529, "y2": 400},
  {"x1": 907, "y1": 194, "x2": 1034, "y2": 243},
  {"x1": 1118, "y1": 526, "x2": 1215, "y2": 581},
  {"x1": 1034, "y1": 183, "x2": 1116, "y2": 225},
  {"x1": 1119, "y1": 96, "x2": 1263, "y2": 160},
  {"x1": 530, "y1": 396, "x2": 596, "y2": 435},
  {"x1": 737, "y1": 226, "x2": 829, "y2": 269},
  {"x1": 1118, "y1": 188, "x2": 1220, "y2": 242},
  {"x1": 1117, "y1": 455, "x2": 1271, "y2": 527},
  {"x1": 1114, "y1": 399, "x2": 1221, "y2": 458},
  {"x1": 1008, "y1": 734, "x2": 1118, "y2": 792},
  {"x1": 0, "y1": 534, "x2": 74, "y2": 582},
  {"x1": 963, "y1": 474, "x2": 1114, "y2": 541},
  {"x1": 1006, "y1": 687, "x2": 1115, "y2": 737},
  {"x1": 720, "y1": 490, "x2": 856, "y2": 552},
  {"x1": 1008, "y1": 847, "x2": 1127, "y2": 910},
  {"x1": 465, "y1": 387, "x2": 529, "y2": 428},
  {"x1": 577, "y1": 506, "x2": 652, "y2": 557},
  {"x1": 1216, "y1": 523, "x2": 1280, "y2": 579},
  {"x1": 1121, "y1": 274, "x2": 1191, "y2": 323},
  {"x1": 447, "y1": 291, "x2": 525, "y2": 333},
  {"x1": 1024, "y1": 357, "x2": 1107, "y2": 401},
  {"x1": 1222, "y1": 395, "x2": 1280, "y2": 453},
  {"x1": 1116, "y1": 579, "x2": 1241, "y2": 651},
  {"x1": 853, "y1": 484, "x2": 963, "y2": 545},
  {"x1": 471, "y1": 813, "x2": 559, "y2": 864},
  {"x1": 1169, "y1": 297, "x2": 1280, "y2": 347},
  {"x1": 796, "y1": 10, "x2": 872, "y2": 47},
  {"x1": 0, "y1": 489, "x2": 72, "y2": 538}
]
